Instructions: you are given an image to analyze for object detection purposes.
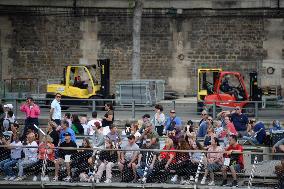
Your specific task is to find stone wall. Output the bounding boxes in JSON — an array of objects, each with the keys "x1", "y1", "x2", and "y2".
[{"x1": 0, "y1": 8, "x2": 283, "y2": 96}]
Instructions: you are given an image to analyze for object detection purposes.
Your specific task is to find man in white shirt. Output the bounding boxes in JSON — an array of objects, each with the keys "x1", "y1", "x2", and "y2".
[
  {"x1": 50, "y1": 93, "x2": 62, "y2": 126},
  {"x1": 14, "y1": 133, "x2": 38, "y2": 181}
]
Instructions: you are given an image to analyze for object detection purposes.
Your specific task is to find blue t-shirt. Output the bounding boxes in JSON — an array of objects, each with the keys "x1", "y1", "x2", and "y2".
[
  {"x1": 253, "y1": 122, "x2": 266, "y2": 144},
  {"x1": 60, "y1": 128, "x2": 76, "y2": 143},
  {"x1": 197, "y1": 121, "x2": 208, "y2": 138},
  {"x1": 165, "y1": 116, "x2": 182, "y2": 131},
  {"x1": 231, "y1": 113, "x2": 248, "y2": 131}
]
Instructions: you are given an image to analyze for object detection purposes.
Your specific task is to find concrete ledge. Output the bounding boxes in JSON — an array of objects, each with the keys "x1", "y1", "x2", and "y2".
[{"x1": 0, "y1": 0, "x2": 280, "y2": 9}]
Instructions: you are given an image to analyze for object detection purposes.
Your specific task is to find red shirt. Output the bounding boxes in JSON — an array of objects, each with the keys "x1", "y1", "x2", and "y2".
[
  {"x1": 160, "y1": 146, "x2": 176, "y2": 163},
  {"x1": 226, "y1": 144, "x2": 244, "y2": 169},
  {"x1": 38, "y1": 142, "x2": 55, "y2": 161}
]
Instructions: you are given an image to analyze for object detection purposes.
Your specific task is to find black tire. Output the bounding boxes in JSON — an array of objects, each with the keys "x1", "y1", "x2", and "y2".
[{"x1": 243, "y1": 103, "x2": 255, "y2": 117}]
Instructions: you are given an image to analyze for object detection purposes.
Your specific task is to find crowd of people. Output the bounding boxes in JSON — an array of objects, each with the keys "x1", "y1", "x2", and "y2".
[{"x1": 0, "y1": 94, "x2": 283, "y2": 187}]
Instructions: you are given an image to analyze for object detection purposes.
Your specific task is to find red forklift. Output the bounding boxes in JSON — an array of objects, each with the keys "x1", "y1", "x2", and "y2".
[{"x1": 197, "y1": 69, "x2": 262, "y2": 116}]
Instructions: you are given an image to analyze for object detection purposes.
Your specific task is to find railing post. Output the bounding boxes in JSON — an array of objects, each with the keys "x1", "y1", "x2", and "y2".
[
  {"x1": 255, "y1": 101, "x2": 258, "y2": 119},
  {"x1": 132, "y1": 100, "x2": 135, "y2": 119},
  {"x1": 92, "y1": 99, "x2": 96, "y2": 112},
  {"x1": 172, "y1": 100, "x2": 176, "y2": 110},
  {"x1": 212, "y1": 101, "x2": 216, "y2": 119},
  {"x1": 14, "y1": 99, "x2": 18, "y2": 117}
]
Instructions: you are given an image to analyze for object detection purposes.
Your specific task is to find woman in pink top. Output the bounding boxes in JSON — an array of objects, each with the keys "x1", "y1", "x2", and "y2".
[
  {"x1": 201, "y1": 137, "x2": 224, "y2": 186},
  {"x1": 20, "y1": 97, "x2": 41, "y2": 139}
]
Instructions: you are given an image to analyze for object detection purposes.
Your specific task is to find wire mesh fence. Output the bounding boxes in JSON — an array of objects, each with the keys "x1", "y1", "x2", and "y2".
[{"x1": 0, "y1": 141, "x2": 283, "y2": 189}]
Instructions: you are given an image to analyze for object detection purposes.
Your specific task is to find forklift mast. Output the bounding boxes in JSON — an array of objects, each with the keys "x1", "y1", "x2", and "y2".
[
  {"x1": 249, "y1": 71, "x2": 262, "y2": 101},
  {"x1": 97, "y1": 59, "x2": 110, "y2": 97}
]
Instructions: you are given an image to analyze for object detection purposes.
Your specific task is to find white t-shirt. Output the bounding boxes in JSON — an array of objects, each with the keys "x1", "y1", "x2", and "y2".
[
  {"x1": 10, "y1": 141, "x2": 22, "y2": 159},
  {"x1": 87, "y1": 119, "x2": 102, "y2": 135},
  {"x1": 51, "y1": 99, "x2": 61, "y2": 120},
  {"x1": 24, "y1": 141, "x2": 38, "y2": 161},
  {"x1": 82, "y1": 124, "x2": 90, "y2": 135}
]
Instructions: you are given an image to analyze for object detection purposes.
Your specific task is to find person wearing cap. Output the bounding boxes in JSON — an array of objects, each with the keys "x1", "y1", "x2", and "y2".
[
  {"x1": 59, "y1": 120, "x2": 76, "y2": 144},
  {"x1": 20, "y1": 97, "x2": 41, "y2": 138},
  {"x1": 118, "y1": 134, "x2": 140, "y2": 182},
  {"x1": 138, "y1": 114, "x2": 151, "y2": 134},
  {"x1": 164, "y1": 110, "x2": 182, "y2": 135},
  {"x1": 53, "y1": 131, "x2": 77, "y2": 182}
]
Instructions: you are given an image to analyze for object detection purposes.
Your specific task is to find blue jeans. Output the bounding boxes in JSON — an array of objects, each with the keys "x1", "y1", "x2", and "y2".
[
  {"x1": 242, "y1": 136, "x2": 259, "y2": 145},
  {"x1": 137, "y1": 162, "x2": 153, "y2": 178},
  {"x1": 0, "y1": 158, "x2": 19, "y2": 176}
]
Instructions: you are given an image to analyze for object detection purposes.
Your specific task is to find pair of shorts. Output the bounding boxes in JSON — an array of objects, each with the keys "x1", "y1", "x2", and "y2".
[{"x1": 207, "y1": 163, "x2": 222, "y2": 172}]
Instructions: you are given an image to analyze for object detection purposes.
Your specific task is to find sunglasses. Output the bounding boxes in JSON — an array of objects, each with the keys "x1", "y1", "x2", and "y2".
[
  {"x1": 201, "y1": 114, "x2": 207, "y2": 116},
  {"x1": 170, "y1": 112, "x2": 176, "y2": 114},
  {"x1": 235, "y1": 108, "x2": 240, "y2": 110},
  {"x1": 56, "y1": 96, "x2": 61, "y2": 98}
]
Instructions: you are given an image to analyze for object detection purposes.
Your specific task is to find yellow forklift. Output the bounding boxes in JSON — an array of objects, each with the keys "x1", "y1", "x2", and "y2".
[{"x1": 46, "y1": 59, "x2": 113, "y2": 109}]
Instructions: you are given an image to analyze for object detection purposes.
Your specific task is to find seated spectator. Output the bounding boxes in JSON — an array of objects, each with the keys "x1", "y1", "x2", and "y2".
[
  {"x1": 165, "y1": 109, "x2": 182, "y2": 134},
  {"x1": 73, "y1": 137, "x2": 93, "y2": 180},
  {"x1": 106, "y1": 124, "x2": 121, "y2": 149},
  {"x1": 220, "y1": 116, "x2": 237, "y2": 137},
  {"x1": 221, "y1": 135, "x2": 244, "y2": 187},
  {"x1": 201, "y1": 137, "x2": 224, "y2": 186},
  {"x1": 270, "y1": 120, "x2": 283, "y2": 134},
  {"x1": 214, "y1": 120, "x2": 223, "y2": 138},
  {"x1": 94, "y1": 139, "x2": 118, "y2": 183},
  {"x1": 151, "y1": 104, "x2": 166, "y2": 136},
  {"x1": 0, "y1": 133, "x2": 22, "y2": 181},
  {"x1": 170, "y1": 138, "x2": 191, "y2": 184},
  {"x1": 59, "y1": 120, "x2": 76, "y2": 143},
  {"x1": 80, "y1": 116, "x2": 90, "y2": 135},
  {"x1": 53, "y1": 132, "x2": 77, "y2": 182},
  {"x1": 183, "y1": 120, "x2": 196, "y2": 138},
  {"x1": 138, "y1": 114, "x2": 151, "y2": 134},
  {"x1": 87, "y1": 111, "x2": 102, "y2": 135},
  {"x1": 63, "y1": 113, "x2": 72, "y2": 130},
  {"x1": 147, "y1": 138, "x2": 176, "y2": 183},
  {"x1": 92, "y1": 122, "x2": 105, "y2": 149},
  {"x1": 203, "y1": 126, "x2": 216, "y2": 149},
  {"x1": 46, "y1": 121, "x2": 59, "y2": 147},
  {"x1": 71, "y1": 114, "x2": 84, "y2": 135},
  {"x1": 15, "y1": 132, "x2": 38, "y2": 181},
  {"x1": 130, "y1": 122, "x2": 142, "y2": 146},
  {"x1": 275, "y1": 159, "x2": 284, "y2": 189},
  {"x1": 186, "y1": 140, "x2": 204, "y2": 183},
  {"x1": 168, "y1": 124, "x2": 182, "y2": 147},
  {"x1": 9, "y1": 122, "x2": 20, "y2": 143},
  {"x1": 198, "y1": 116, "x2": 213, "y2": 138},
  {"x1": 118, "y1": 135, "x2": 140, "y2": 182},
  {"x1": 230, "y1": 106, "x2": 248, "y2": 137},
  {"x1": 272, "y1": 138, "x2": 284, "y2": 153},
  {"x1": 32, "y1": 135, "x2": 55, "y2": 180},
  {"x1": 243, "y1": 119, "x2": 266, "y2": 145},
  {"x1": 136, "y1": 138, "x2": 157, "y2": 183},
  {"x1": 138, "y1": 123, "x2": 160, "y2": 149}
]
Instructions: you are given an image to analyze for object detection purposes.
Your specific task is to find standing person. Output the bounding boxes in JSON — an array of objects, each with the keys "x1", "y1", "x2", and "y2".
[
  {"x1": 151, "y1": 104, "x2": 166, "y2": 136},
  {"x1": 230, "y1": 106, "x2": 248, "y2": 137},
  {"x1": 102, "y1": 103, "x2": 114, "y2": 128},
  {"x1": 20, "y1": 97, "x2": 41, "y2": 137},
  {"x1": 165, "y1": 109, "x2": 182, "y2": 134},
  {"x1": 221, "y1": 135, "x2": 244, "y2": 187},
  {"x1": 50, "y1": 93, "x2": 62, "y2": 126}
]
